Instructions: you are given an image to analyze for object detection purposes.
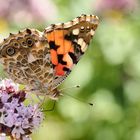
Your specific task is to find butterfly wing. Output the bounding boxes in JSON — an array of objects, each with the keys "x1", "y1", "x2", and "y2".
[{"x1": 43, "y1": 14, "x2": 99, "y2": 89}]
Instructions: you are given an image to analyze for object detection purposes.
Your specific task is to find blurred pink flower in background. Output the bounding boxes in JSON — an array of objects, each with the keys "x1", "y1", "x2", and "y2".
[
  {"x1": 0, "y1": 0, "x2": 58, "y2": 25},
  {"x1": 95, "y1": 0, "x2": 138, "y2": 19}
]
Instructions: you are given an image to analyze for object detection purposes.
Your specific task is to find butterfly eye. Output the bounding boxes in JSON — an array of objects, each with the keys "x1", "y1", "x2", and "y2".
[
  {"x1": 26, "y1": 38, "x2": 34, "y2": 47},
  {"x1": 6, "y1": 47, "x2": 15, "y2": 56}
]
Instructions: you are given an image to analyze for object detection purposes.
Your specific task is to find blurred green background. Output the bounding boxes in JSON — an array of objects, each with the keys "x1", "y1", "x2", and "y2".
[{"x1": 0, "y1": 0, "x2": 140, "y2": 140}]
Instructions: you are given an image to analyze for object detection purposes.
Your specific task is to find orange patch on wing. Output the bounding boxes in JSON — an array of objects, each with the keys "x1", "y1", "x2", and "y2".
[
  {"x1": 54, "y1": 30, "x2": 64, "y2": 46},
  {"x1": 50, "y1": 49, "x2": 58, "y2": 65},
  {"x1": 55, "y1": 63, "x2": 65, "y2": 76},
  {"x1": 47, "y1": 32, "x2": 55, "y2": 42},
  {"x1": 54, "y1": 30, "x2": 64, "y2": 54},
  {"x1": 69, "y1": 46, "x2": 74, "y2": 53},
  {"x1": 64, "y1": 40, "x2": 72, "y2": 54},
  {"x1": 63, "y1": 53, "x2": 73, "y2": 68}
]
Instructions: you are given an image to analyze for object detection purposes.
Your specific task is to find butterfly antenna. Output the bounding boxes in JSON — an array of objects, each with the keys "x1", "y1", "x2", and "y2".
[{"x1": 60, "y1": 92, "x2": 93, "y2": 106}]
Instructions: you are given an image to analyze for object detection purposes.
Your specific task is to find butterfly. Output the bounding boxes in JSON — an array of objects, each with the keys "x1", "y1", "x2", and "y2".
[{"x1": 0, "y1": 14, "x2": 99, "y2": 99}]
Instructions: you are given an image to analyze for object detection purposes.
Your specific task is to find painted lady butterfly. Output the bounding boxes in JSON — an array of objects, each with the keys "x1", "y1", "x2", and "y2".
[{"x1": 0, "y1": 14, "x2": 99, "y2": 99}]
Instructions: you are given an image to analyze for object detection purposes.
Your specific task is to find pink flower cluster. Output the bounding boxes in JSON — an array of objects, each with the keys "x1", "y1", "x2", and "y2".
[
  {"x1": 0, "y1": 0, "x2": 57, "y2": 25},
  {"x1": 95, "y1": 0, "x2": 137, "y2": 15},
  {"x1": 0, "y1": 79, "x2": 43, "y2": 140}
]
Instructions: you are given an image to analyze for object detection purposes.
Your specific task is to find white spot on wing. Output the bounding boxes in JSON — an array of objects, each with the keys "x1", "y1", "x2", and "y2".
[
  {"x1": 81, "y1": 44, "x2": 87, "y2": 52},
  {"x1": 28, "y1": 53, "x2": 36, "y2": 63},
  {"x1": 72, "y1": 28, "x2": 79, "y2": 35},
  {"x1": 72, "y1": 18, "x2": 79, "y2": 25},
  {"x1": 86, "y1": 16, "x2": 90, "y2": 22},
  {"x1": 64, "y1": 21, "x2": 72, "y2": 28},
  {"x1": 81, "y1": 41, "x2": 87, "y2": 52},
  {"x1": 78, "y1": 38, "x2": 83, "y2": 46},
  {"x1": 90, "y1": 29, "x2": 95, "y2": 36},
  {"x1": 45, "y1": 26, "x2": 53, "y2": 32},
  {"x1": 77, "y1": 38, "x2": 87, "y2": 53},
  {"x1": 81, "y1": 26, "x2": 84, "y2": 30}
]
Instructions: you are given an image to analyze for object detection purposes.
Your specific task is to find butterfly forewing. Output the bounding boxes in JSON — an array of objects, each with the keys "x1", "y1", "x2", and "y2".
[{"x1": 43, "y1": 14, "x2": 99, "y2": 89}]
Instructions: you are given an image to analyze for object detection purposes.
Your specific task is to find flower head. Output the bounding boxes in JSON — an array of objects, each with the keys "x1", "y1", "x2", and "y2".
[
  {"x1": 0, "y1": 79, "x2": 43, "y2": 139},
  {"x1": 0, "y1": 79, "x2": 19, "y2": 94}
]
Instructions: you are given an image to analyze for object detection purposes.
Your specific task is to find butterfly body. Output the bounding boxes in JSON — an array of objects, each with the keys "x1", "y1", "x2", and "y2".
[{"x1": 0, "y1": 14, "x2": 99, "y2": 99}]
